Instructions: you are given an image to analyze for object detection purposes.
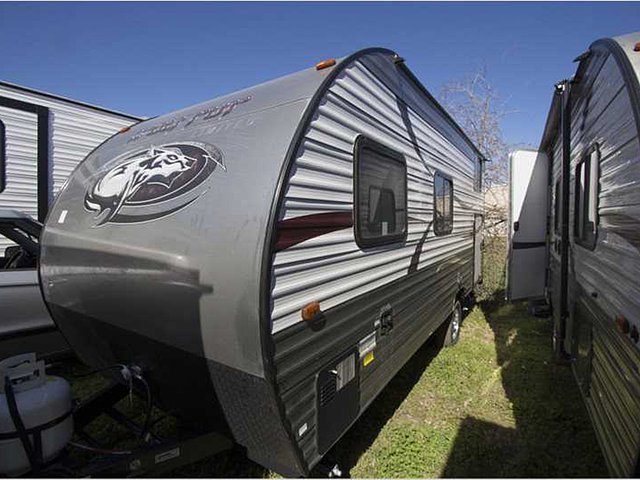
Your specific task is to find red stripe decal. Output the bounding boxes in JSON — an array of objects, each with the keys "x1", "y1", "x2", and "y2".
[{"x1": 274, "y1": 211, "x2": 353, "y2": 251}]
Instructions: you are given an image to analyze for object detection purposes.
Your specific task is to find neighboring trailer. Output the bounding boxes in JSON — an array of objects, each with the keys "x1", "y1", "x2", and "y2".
[
  {"x1": 0, "y1": 81, "x2": 142, "y2": 358},
  {"x1": 40, "y1": 48, "x2": 485, "y2": 476},
  {"x1": 508, "y1": 32, "x2": 640, "y2": 477}
]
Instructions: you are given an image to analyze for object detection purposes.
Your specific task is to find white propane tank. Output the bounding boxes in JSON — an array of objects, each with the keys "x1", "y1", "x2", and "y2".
[{"x1": 0, "y1": 353, "x2": 73, "y2": 476}]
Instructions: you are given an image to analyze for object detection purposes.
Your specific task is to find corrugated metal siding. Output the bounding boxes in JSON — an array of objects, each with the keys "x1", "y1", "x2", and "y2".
[
  {"x1": 0, "y1": 84, "x2": 138, "y2": 252},
  {"x1": 272, "y1": 56, "x2": 481, "y2": 333},
  {"x1": 0, "y1": 105, "x2": 38, "y2": 220},
  {"x1": 269, "y1": 52, "x2": 482, "y2": 470},
  {"x1": 566, "y1": 43, "x2": 640, "y2": 477}
]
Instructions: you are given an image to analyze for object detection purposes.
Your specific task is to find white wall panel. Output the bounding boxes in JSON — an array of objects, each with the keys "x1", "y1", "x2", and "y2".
[{"x1": 0, "y1": 83, "x2": 140, "y2": 253}]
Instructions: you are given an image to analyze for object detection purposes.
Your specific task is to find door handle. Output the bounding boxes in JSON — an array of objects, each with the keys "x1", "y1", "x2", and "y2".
[
  {"x1": 514, "y1": 221, "x2": 520, "y2": 232},
  {"x1": 379, "y1": 304, "x2": 393, "y2": 336}
]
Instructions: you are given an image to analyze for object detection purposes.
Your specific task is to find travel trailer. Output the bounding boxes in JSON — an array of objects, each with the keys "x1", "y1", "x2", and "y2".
[
  {"x1": 39, "y1": 48, "x2": 485, "y2": 476},
  {"x1": 0, "y1": 81, "x2": 141, "y2": 359},
  {"x1": 508, "y1": 32, "x2": 640, "y2": 477}
]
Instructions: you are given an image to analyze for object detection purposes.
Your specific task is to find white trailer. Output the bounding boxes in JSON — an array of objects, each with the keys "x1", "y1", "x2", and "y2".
[
  {"x1": 0, "y1": 81, "x2": 142, "y2": 226},
  {"x1": 0, "y1": 81, "x2": 142, "y2": 359}
]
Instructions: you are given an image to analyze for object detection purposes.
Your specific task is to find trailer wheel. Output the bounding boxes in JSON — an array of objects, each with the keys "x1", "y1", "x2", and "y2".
[{"x1": 435, "y1": 301, "x2": 462, "y2": 348}]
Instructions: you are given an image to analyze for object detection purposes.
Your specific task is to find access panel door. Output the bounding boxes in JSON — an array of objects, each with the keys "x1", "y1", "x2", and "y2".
[{"x1": 507, "y1": 150, "x2": 549, "y2": 301}]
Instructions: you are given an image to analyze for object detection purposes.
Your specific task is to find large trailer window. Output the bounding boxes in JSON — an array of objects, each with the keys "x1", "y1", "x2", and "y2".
[
  {"x1": 434, "y1": 171, "x2": 453, "y2": 236},
  {"x1": 574, "y1": 144, "x2": 599, "y2": 249},
  {"x1": 0, "y1": 120, "x2": 5, "y2": 194},
  {"x1": 354, "y1": 136, "x2": 407, "y2": 248}
]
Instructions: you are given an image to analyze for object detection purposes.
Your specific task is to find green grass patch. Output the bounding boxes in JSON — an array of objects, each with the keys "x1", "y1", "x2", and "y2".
[
  {"x1": 320, "y1": 237, "x2": 606, "y2": 477},
  {"x1": 332, "y1": 302, "x2": 605, "y2": 478}
]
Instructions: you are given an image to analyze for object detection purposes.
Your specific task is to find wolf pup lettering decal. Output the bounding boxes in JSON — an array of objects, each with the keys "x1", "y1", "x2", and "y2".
[{"x1": 84, "y1": 142, "x2": 224, "y2": 226}]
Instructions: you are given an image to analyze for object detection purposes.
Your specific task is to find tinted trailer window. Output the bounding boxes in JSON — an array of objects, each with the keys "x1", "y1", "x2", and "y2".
[
  {"x1": 354, "y1": 136, "x2": 407, "y2": 247},
  {"x1": 434, "y1": 171, "x2": 453, "y2": 235}
]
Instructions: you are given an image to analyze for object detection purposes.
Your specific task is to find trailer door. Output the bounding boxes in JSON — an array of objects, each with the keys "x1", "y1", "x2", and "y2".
[{"x1": 507, "y1": 150, "x2": 549, "y2": 301}]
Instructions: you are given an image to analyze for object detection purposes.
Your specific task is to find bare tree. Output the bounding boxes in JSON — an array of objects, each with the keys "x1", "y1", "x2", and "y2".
[
  {"x1": 439, "y1": 68, "x2": 511, "y2": 188},
  {"x1": 439, "y1": 68, "x2": 514, "y2": 237}
]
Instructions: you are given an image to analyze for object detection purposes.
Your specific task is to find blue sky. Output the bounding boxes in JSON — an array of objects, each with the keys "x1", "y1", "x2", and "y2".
[{"x1": 0, "y1": 2, "x2": 638, "y2": 147}]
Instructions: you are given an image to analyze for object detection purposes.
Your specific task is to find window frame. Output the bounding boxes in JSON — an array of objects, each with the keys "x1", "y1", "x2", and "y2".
[
  {"x1": 474, "y1": 156, "x2": 483, "y2": 192},
  {"x1": 433, "y1": 170, "x2": 454, "y2": 236},
  {"x1": 573, "y1": 143, "x2": 599, "y2": 250},
  {"x1": 353, "y1": 135, "x2": 408, "y2": 249}
]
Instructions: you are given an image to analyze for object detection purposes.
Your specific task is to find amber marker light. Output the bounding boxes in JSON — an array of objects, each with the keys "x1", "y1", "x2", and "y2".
[
  {"x1": 119, "y1": 126, "x2": 131, "y2": 133},
  {"x1": 316, "y1": 59, "x2": 336, "y2": 71},
  {"x1": 301, "y1": 301, "x2": 321, "y2": 321},
  {"x1": 635, "y1": 42, "x2": 640, "y2": 52},
  {"x1": 615, "y1": 315, "x2": 630, "y2": 334}
]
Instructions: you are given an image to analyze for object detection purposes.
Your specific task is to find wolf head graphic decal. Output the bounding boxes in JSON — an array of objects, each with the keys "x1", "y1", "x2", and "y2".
[{"x1": 85, "y1": 142, "x2": 224, "y2": 226}]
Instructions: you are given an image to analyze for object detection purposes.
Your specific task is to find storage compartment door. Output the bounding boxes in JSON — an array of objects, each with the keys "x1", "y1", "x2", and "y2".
[
  {"x1": 317, "y1": 350, "x2": 359, "y2": 455},
  {"x1": 507, "y1": 150, "x2": 549, "y2": 301}
]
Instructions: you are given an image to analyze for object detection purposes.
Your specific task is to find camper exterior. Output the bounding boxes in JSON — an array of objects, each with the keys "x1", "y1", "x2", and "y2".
[
  {"x1": 508, "y1": 32, "x2": 640, "y2": 477},
  {"x1": 39, "y1": 48, "x2": 485, "y2": 476},
  {"x1": 0, "y1": 81, "x2": 142, "y2": 358}
]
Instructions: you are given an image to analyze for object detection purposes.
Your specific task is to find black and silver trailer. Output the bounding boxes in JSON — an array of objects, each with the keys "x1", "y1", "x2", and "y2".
[
  {"x1": 0, "y1": 82, "x2": 141, "y2": 360},
  {"x1": 39, "y1": 48, "x2": 485, "y2": 476},
  {"x1": 508, "y1": 32, "x2": 640, "y2": 477}
]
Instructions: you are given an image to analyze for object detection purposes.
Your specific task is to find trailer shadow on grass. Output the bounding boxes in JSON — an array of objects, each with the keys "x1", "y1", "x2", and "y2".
[
  {"x1": 312, "y1": 287, "x2": 607, "y2": 478},
  {"x1": 441, "y1": 291, "x2": 607, "y2": 478}
]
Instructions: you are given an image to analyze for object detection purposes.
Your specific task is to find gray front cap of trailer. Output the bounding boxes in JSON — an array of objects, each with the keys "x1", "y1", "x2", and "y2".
[{"x1": 39, "y1": 61, "x2": 336, "y2": 377}]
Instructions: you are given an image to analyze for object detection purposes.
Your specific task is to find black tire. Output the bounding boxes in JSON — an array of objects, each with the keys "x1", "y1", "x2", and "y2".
[{"x1": 435, "y1": 300, "x2": 462, "y2": 348}]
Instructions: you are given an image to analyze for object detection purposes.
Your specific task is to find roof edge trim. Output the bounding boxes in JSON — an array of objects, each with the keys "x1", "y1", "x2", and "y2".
[
  {"x1": 0, "y1": 80, "x2": 144, "y2": 121},
  {"x1": 540, "y1": 34, "x2": 640, "y2": 152},
  {"x1": 590, "y1": 38, "x2": 640, "y2": 141},
  {"x1": 395, "y1": 61, "x2": 487, "y2": 162}
]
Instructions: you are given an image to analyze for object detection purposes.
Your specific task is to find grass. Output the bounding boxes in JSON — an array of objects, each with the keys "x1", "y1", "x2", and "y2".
[
  {"x1": 52, "y1": 237, "x2": 606, "y2": 477},
  {"x1": 319, "y1": 237, "x2": 606, "y2": 477}
]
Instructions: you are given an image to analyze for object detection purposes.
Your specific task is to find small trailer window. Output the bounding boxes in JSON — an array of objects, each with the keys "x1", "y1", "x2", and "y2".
[
  {"x1": 574, "y1": 144, "x2": 599, "y2": 249},
  {"x1": 354, "y1": 136, "x2": 407, "y2": 248},
  {"x1": 0, "y1": 120, "x2": 5, "y2": 194},
  {"x1": 434, "y1": 171, "x2": 453, "y2": 236},
  {"x1": 474, "y1": 157, "x2": 482, "y2": 192}
]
